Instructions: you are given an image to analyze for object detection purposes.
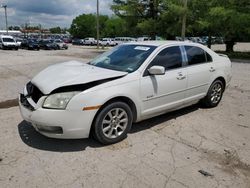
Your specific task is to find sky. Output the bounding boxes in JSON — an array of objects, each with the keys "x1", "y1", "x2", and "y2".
[{"x1": 0, "y1": 0, "x2": 113, "y2": 29}]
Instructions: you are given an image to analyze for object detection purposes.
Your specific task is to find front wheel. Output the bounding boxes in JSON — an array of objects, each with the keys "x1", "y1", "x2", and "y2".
[
  {"x1": 93, "y1": 102, "x2": 133, "y2": 144},
  {"x1": 201, "y1": 80, "x2": 224, "y2": 108}
]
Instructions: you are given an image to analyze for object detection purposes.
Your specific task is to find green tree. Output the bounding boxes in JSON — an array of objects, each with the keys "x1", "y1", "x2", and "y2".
[
  {"x1": 70, "y1": 14, "x2": 96, "y2": 38},
  {"x1": 207, "y1": 0, "x2": 250, "y2": 52},
  {"x1": 98, "y1": 15, "x2": 109, "y2": 37},
  {"x1": 187, "y1": 0, "x2": 250, "y2": 51},
  {"x1": 111, "y1": 0, "x2": 250, "y2": 52},
  {"x1": 111, "y1": 0, "x2": 163, "y2": 37},
  {"x1": 70, "y1": 14, "x2": 110, "y2": 38},
  {"x1": 49, "y1": 26, "x2": 62, "y2": 34},
  {"x1": 103, "y1": 17, "x2": 127, "y2": 37},
  {"x1": 157, "y1": 0, "x2": 185, "y2": 39}
]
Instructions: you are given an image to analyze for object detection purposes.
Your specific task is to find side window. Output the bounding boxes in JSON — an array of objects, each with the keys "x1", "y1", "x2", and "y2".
[
  {"x1": 150, "y1": 46, "x2": 182, "y2": 70},
  {"x1": 185, "y1": 46, "x2": 207, "y2": 65}
]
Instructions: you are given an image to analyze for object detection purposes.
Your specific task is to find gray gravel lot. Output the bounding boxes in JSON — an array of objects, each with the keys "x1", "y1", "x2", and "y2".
[{"x1": 0, "y1": 44, "x2": 250, "y2": 188}]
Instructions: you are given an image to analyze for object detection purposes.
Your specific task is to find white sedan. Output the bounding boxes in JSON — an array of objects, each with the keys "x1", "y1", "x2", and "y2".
[
  {"x1": 99, "y1": 38, "x2": 116, "y2": 46},
  {"x1": 19, "y1": 41, "x2": 232, "y2": 144}
]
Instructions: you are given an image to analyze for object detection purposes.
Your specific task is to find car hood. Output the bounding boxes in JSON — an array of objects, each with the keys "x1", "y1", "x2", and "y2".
[{"x1": 31, "y1": 61, "x2": 128, "y2": 94}]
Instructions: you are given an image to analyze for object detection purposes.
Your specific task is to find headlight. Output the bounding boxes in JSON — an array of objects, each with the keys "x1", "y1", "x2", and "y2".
[{"x1": 43, "y1": 91, "x2": 80, "y2": 109}]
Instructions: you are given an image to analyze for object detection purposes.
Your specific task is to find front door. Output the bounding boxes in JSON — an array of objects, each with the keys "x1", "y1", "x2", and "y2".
[{"x1": 140, "y1": 46, "x2": 187, "y2": 118}]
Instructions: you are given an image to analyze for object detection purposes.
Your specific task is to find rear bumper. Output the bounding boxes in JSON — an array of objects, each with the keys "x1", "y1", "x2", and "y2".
[{"x1": 19, "y1": 95, "x2": 97, "y2": 139}]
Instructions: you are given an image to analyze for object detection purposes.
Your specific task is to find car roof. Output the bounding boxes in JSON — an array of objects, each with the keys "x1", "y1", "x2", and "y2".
[
  {"x1": 126, "y1": 40, "x2": 202, "y2": 47},
  {"x1": 0, "y1": 35, "x2": 14, "y2": 38}
]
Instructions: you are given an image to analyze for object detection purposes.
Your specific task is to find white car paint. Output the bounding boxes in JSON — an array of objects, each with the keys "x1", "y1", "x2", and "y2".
[
  {"x1": 84, "y1": 38, "x2": 97, "y2": 45},
  {"x1": 0, "y1": 35, "x2": 18, "y2": 49},
  {"x1": 19, "y1": 41, "x2": 232, "y2": 139},
  {"x1": 32, "y1": 61, "x2": 127, "y2": 94},
  {"x1": 100, "y1": 38, "x2": 116, "y2": 46}
]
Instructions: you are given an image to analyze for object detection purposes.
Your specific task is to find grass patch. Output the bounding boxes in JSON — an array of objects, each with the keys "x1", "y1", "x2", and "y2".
[{"x1": 215, "y1": 51, "x2": 250, "y2": 60}]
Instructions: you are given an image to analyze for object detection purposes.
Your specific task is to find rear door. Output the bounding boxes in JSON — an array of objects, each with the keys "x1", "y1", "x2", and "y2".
[
  {"x1": 140, "y1": 46, "x2": 188, "y2": 117},
  {"x1": 183, "y1": 45, "x2": 214, "y2": 102}
]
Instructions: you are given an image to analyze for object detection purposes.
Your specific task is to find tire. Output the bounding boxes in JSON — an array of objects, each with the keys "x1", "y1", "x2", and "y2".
[
  {"x1": 93, "y1": 102, "x2": 133, "y2": 144},
  {"x1": 201, "y1": 80, "x2": 224, "y2": 108}
]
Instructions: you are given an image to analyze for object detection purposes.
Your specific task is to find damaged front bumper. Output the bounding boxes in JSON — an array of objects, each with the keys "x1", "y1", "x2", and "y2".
[{"x1": 19, "y1": 93, "x2": 97, "y2": 139}]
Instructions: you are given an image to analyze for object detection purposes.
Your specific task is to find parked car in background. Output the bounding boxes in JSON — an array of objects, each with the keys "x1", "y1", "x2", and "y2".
[
  {"x1": 0, "y1": 35, "x2": 19, "y2": 50},
  {"x1": 54, "y1": 39, "x2": 68, "y2": 50},
  {"x1": 84, "y1": 38, "x2": 97, "y2": 46},
  {"x1": 63, "y1": 38, "x2": 72, "y2": 43},
  {"x1": 99, "y1": 38, "x2": 116, "y2": 46},
  {"x1": 137, "y1": 37, "x2": 151, "y2": 41},
  {"x1": 213, "y1": 37, "x2": 224, "y2": 44},
  {"x1": 114, "y1": 37, "x2": 136, "y2": 45},
  {"x1": 190, "y1": 37, "x2": 207, "y2": 45},
  {"x1": 21, "y1": 39, "x2": 40, "y2": 50},
  {"x1": 19, "y1": 41, "x2": 232, "y2": 144},
  {"x1": 72, "y1": 39, "x2": 84, "y2": 45},
  {"x1": 15, "y1": 38, "x2": 23, "y2": 47},
  {"x1": 39, "y1": 40, "x2": 58, "y2": 50}
]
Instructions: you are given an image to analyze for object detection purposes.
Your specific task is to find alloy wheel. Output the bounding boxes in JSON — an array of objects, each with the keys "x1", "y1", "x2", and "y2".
[
  {"x1": 102, "y1": 108, "x2": 128, "y2": 139},
  {"x1": 210, "y1": 83, "x2": 222, "y2": 104}
]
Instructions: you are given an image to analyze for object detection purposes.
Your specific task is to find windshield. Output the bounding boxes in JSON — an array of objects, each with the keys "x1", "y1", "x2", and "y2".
[
  {"x1": 3, "y1": 38, "x2": 15, "y2": 42},
  {"x1": 89, "y1": 44, "x2": 156, "y2": 73}
]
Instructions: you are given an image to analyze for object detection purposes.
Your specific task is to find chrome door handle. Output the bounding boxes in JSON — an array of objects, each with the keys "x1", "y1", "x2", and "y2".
[
  {"x1": 177, "y1": 72, "x2": 186, "y2": 80},
  {"x1": 177, "y1": 75, "x2": 186, "y2": 80},
  {"x1": 177, "y1": 76, "x2": 186, "y2": 80},
  {"x1": 210, "y1": 67, "x2": 215, "y2": 72}
]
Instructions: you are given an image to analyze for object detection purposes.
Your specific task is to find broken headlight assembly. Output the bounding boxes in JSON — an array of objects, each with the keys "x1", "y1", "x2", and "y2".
[{"x1": 43, "y1": 91, "x2": 80, "y2": 109}]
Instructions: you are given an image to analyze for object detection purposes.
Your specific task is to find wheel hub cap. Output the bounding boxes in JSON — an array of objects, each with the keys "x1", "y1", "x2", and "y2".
[
  {"x1": 102, "y1": 108, "x2": 128, "y2": 139},
  {"x1": 210, "y1": 83, "x2": 222, "y2": 104}
]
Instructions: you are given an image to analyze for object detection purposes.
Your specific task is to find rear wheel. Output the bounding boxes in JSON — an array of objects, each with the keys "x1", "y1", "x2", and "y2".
[
  {"x1": 93, "y1": 102, "x2": 133, "y2": 144},
  {"x1": 201, "y1": 80, "x2": 224, "y2": 108}
]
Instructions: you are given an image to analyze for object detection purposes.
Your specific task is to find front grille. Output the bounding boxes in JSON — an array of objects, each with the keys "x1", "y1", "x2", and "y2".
[
  {"x1": 36, "y1": 125, "x2": 63, "y2": 134},
  {"x1": 26, "y1": 82, "x2": 44, "y2": 103},
  {"x1": 20, "y1": 94, "x2": 34, "y2": 111}
]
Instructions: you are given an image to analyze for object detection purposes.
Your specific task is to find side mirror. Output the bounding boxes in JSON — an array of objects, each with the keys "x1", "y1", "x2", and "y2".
[{"x1": 148, "y1": 66, "x2": 165, "y2": 75}]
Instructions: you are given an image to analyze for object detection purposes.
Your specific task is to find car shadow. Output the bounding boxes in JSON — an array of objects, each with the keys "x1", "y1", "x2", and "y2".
[
  {"x1": 131, "y1": 104, "x2": 199, "y2": 133},
  {"x1": 18, "y1": 121, "x2": 102, "y2": 152},
  {"x1": 18, "y1": 104, "x2": 200, "y2": 152}
]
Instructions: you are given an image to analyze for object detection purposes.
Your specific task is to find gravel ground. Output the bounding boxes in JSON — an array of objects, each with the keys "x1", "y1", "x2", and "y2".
[{"x1": 0, "y1": 44, "x2": 250, "y2": 188}]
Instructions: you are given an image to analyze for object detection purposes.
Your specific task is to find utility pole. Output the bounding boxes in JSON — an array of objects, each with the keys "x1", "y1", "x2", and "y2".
[
  {"x1": 181, "y1": 0, "x2": 187, "y2": 40},
  {"x1": 1, "y1": 4, "x2": 8, "y2": 35},
  {"x1": 149, "y1": 0, "x2": 159, "y2": 40},
  {"x1": 96, "y1": 0, "x2": 100, "y2": 49}
]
